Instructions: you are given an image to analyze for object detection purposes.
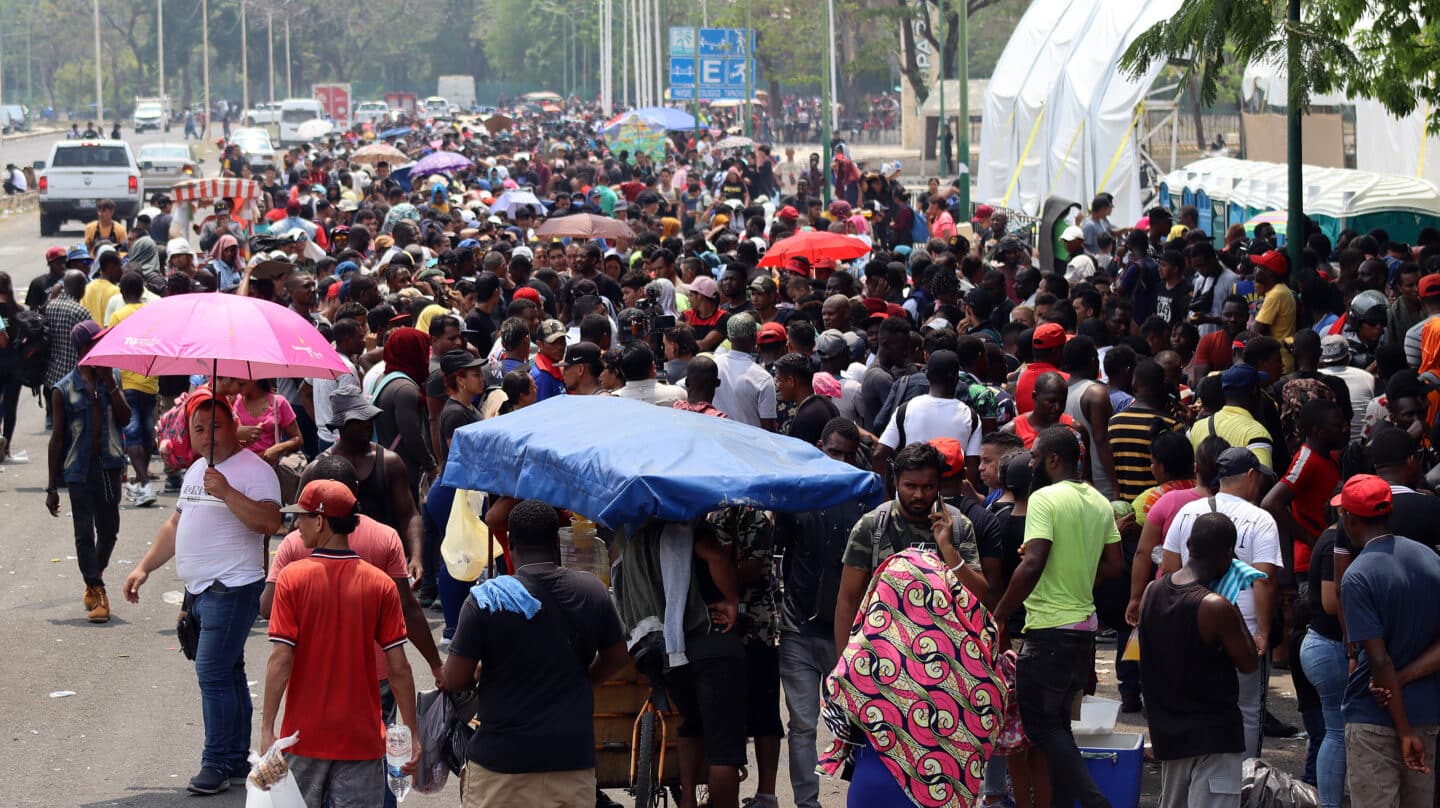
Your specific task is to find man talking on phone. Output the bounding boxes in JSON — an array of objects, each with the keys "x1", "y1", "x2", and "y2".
[{"x1": 833, "y1": 441, "x2": 987, "y2": 654}]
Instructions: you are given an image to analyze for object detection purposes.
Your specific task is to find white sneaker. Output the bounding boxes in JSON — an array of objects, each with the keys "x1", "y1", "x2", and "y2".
[
  {"x1": 134, "y1": 483, "x2": 158, "y2": 508},
  {"x1": 123, "y1": 482, "x2": 140, "y2": 502}
]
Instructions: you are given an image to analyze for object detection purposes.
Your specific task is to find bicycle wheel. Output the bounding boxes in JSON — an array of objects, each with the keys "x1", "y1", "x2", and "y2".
[{"x1": 633, "y1": 710, "x2": 657, "y2": 808}]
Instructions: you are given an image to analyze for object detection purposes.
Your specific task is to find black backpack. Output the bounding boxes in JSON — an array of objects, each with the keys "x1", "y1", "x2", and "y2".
[{"x1": 13, "y1": 309, "x2": 48, "y2": 393}]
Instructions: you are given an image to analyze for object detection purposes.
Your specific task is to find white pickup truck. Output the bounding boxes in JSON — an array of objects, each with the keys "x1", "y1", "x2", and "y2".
[{"x1": 36, "y1": 140, "x2": 143, "y2": 237}]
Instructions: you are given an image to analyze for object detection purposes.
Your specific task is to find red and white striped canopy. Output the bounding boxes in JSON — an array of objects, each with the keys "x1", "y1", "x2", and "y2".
[{"x1": 169, "y1": 177, "x2": 264, "y2": 203}]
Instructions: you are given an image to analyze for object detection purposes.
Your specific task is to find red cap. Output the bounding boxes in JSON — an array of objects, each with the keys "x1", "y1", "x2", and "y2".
[
  {"x1": 777, "y1": 205, "x2": 800, "y2": 220},
  {"x1": 513, "y1": 286, "x2": 543, "y2": 304},
  {"x1": 1254, "y1": 250, "x2": 1289, "y2": 276},
  {"x1": 973, "y1": 204, "x2": 995, "y2": 221},
  {"x1": 282, "y1": 479, "x2": 358, "y2": 517},
  {"x1": 1329, "y1": 474, "x2": 1393, "y2": 518},
  {"x1": 45, "y1": 246, "x2": 67, "y2": 262},
  {"x1": 756, "y1": 321, "x2": 788, "y2": 345},
  {"x1": 326, "y1": 281, "x2": 341, "y2": 300},
  {"x1": 886, "y1": 302, "x2": 908, "y2": 321},
  {"x1": 929, "y1": 437, "x2": 965, "y2": 478},
  {"x1": 1420, "y1": 274, "x2": 1440, "y2": 299},
  {"x1": 1033, "y1": 322, "x2": 1069, "y2": 350},
  {"x1": 184, "y1": 387, "x2": 234, "y2": 426},
  {"x1": 863, "y1": 297, "x2": 888, "y2": 318}
]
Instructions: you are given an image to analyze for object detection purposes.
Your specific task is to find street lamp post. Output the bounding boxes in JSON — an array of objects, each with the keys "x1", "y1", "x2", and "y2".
[
  {"x1": 202, "y1": 0, "x2": 210, "y2": 138},
  {"x1": 743, "y1": 0, "x2": 752, "y2": 140},
  {"x1": 1286, "y1": 0, "x2": 1302, "y2": 273},
  {"x1": 821, "y1": 0, "x2": 833, "y2": 205},
  {"x1": 938, "y1": 0, "x2": 947, "y2": 177},
  {"x1": 957, "y1": 0, "x2": 969, "y2": 216},
  {"x1": 157, "y1": 0, "x2": 165, "y2": 102},
  {"x1": 284, "y1": 12, "x2": 292, "y2": 98},
  {"x1": 93, "y1": 0, "x2": 104, "y2": 125},
  {"x1": 268, "y1": 9, "x2": 275, "y2": 108},
  {"x1": 240, "y1": 0, "x2": 249, "y2": 118}
]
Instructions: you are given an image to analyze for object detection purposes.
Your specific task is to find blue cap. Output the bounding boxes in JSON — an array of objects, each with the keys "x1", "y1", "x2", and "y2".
[
  {"x1": 895, "y1": 244, "x2": 913, "y2": 257},
  {"x1": 456, "y1": 239, "x2": 480, "y2": 250},
  {"x1": 66, "y1": 245, "x2": 91, "y2": 262},
  {"x1": 1221, "y1": 363, "x2": 1270, "y2": 391},
  {"x1": 334, "y1": 260, "x2": 360, "y2": 277}
]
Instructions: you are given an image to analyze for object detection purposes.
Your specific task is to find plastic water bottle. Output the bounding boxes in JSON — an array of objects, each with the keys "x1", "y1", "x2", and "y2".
[{"x1": 385, "y1": 723, "x2": 412, "y2": 802}]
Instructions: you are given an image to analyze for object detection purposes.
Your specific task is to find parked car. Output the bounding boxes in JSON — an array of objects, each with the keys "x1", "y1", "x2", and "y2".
[
  {"x1": 231, "y1": 127, "x2": 277, "y2": 169},
  {"x1": 36, "y1": 139, "x2": 142, "y2": 236},
  {"x1": 136, "y1": 142, "x2": 201, "y2": 191},
  {"x1": 354, "y1": 101, "x2": 391, "y2": 127},
  {"x1": 0, "y1": 104, "x2": 29, "y2": 133},
  {"x1": 244, "y1": 102, "x2": 281, "y2": 126},
  {"x1": 423, "y1": 96, "x2": 451, "y2": 120}
]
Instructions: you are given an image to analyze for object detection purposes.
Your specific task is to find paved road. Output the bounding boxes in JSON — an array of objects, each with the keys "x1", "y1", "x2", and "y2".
[{"x1": 0, "y1": 140, "x2": 1309, "y2": 806}]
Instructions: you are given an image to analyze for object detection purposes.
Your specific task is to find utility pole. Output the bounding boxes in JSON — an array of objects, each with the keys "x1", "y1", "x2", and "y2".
[
  {"x1": 692, "y1": 20, "x2": 699, "y2": 136},
  {"x1": 621, "y1": 0, "x2": 628, "y2": 108},
  {"x1": 822, "y1": 0, "x2": 833, "y2": 205},
  {"x1": 267, "y1": 9, "x2": 275, "y2": 108},
  {"x1": 958, "y1": 0, "x2": 969, "y2": 216},
  {"x1": 202, "y1": 0, "x2": 210, "y2": 137},
  {"x1": 284, "y1": 12, "x2": 292, "y2": 98},
  {"x1": 93, "y1": 0, "x2": 104, "y2": 125},
  {"x1": 743, "y1": 0, "x2": 752, "y2": 139},
  {"x1": 157, "y1": 0, "x2": 165, "y2": 102},
  {"x1": 938, "y1": 0, "x2": 947, "y2": 176},
  {"x1": 240, "y1": 0, "x2": 248, "y2": 117},
  {"x1": 1286, "y1": 0, "x2": 1303, "y2": 272}
]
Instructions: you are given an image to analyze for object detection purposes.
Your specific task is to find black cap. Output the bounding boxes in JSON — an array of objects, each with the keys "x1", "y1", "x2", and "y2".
[
  {"x1": 559, "y1": 341, "x2": 602, "y2": 368},
  {"x1": 926, "y1": 349, "x2": 960, "y2": 377},
  {"x1": 439, "y1": 349, "x2": 487, "y2": 375},
  {"x1": 387, "y1": 251, "x2": 415, "y2": 269},
  {"x1": 1215, "y1": 447, "x2": 1276, "y2": 480},
  {"x1": 213, "y1": 198, "x2": 231, "y2": 214}
]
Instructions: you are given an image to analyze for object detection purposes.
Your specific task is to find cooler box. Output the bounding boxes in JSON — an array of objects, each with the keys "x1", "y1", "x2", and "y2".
[{"x1": 1074, "y1": 732, "x2": 1144, "y2": 808}]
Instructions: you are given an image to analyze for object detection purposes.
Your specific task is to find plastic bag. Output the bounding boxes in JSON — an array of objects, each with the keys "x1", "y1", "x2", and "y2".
[
  {"x1": 245, "y1": 732, "x2": 305, "y2": 808},
  {"x1": 414, "y1": 690, "x2": 451, "y2": 794},
  {"x1": 443, "y1": 490, "x2": 501, "y2": 580},
  {"x1": 1242, "y1": 757, "x2": 1319, "y2": 808}
]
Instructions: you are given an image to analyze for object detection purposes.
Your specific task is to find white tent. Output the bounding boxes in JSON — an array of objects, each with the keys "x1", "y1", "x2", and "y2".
[
  {"x1": 976, "y1": 0, "x2": 1180, "y2": 226},
  {"x1": 1242, "y1": 57, "x2": 1440, "y2": 187}
]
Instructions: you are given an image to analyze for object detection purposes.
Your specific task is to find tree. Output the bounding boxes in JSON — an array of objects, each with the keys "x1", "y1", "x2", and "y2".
[{"x1": 894, "y1": 0, "x2": 1007, "y2": 105}]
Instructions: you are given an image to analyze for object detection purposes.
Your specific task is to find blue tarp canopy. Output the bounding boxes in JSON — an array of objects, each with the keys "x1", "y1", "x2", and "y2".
[{"x1": 441, "y1": 396, "x2": 883, "y2": 528}]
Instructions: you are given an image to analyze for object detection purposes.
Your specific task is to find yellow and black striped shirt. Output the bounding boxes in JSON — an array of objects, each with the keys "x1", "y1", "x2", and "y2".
[{"x1": 1108, "y1": 405, "x2": 1183, "y2": 503}]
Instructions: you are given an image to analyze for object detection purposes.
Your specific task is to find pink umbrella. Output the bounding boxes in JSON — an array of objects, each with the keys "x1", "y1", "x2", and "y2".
[{"x1": 80, "y1": 292, "x2": 349, "y2": 380}]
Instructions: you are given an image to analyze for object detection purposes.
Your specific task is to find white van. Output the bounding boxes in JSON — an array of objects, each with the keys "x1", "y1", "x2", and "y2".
[{"x1": 277, "y1": 98, "x2": 326, "y2": 146}]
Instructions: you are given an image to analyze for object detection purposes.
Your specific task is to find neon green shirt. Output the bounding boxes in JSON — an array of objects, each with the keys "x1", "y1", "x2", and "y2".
[{"x1": 1022, "y1": 479, "x2": 1120, "y2": 631}]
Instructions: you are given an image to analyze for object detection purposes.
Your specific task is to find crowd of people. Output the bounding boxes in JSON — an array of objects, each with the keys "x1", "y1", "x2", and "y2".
[{"x1": 9, "y1": 101, "x2": 1440, "y2": 808}]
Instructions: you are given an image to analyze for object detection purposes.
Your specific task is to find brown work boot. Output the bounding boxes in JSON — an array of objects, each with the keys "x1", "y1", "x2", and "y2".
[
  {"x1": 88, "y1": 586, "x2": 110, "y2": 623},
  {"x1": 83, "y1": 585, "x2": 101, "y2": 611}
]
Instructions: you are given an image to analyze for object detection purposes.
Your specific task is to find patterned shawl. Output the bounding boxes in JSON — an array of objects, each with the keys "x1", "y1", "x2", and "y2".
[{"x1": 819, "y1": 549, "x2": 1005, "y2": 808}]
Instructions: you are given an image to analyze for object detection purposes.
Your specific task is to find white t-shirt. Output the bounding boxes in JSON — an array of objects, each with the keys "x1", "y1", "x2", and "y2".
[
  {"x1": 707, "y1": 351, "x2": 777, "y2": 428},
  {"x1": 878, "y1": 394, "x2": 982, "y2": 458},
  {"x1": 311, "y1": 354, "x2": 359, "y2": 444},
  {"x1": 1163, "y1": 491, "x2": 1285, "y2": 633},
  {"x1": 1319, "y1": 364, "x2": 1376, "y2": 441},
  {"x1": 175, "y1": 449, "x2": 282, "y2": 594}
]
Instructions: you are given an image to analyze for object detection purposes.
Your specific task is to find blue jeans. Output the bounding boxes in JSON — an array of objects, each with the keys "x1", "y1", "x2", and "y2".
[
  {"x1": 1300, "y1": 631, "x2": 1347, "y2": 808},
  {"x1": 192, "y1": 578, "x2": 263, "y2": 772},
  {"x1": 122, "y1": 389, "x2": 156, "y2": 450}
]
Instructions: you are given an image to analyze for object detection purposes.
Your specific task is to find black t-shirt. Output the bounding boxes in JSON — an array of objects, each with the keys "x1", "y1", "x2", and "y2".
[
  {"x1": 945, "y1": 495, "x2": 1005, "y2": 561},
  {"x1": 788, "y1": 394, "x2": 839, "y2": 445},
  {"x1": 439, "y1": 397, "x2": 481, "y2": 455},
  {"x1": 465, "y1": 307, "x2": 497, "y2": 356},
  {"x1": 448, "y1": 566, "x2": 625, "y2": 773},
  {"x1": 1308, "y1": 528, "x2": 1343, "y2": 641},
  {"x1": 1153, "y1": 279, "x2": 1192, "y2": 326},
  {"x1": 1336, "y1": 489, "x2": 1440, "y2": 555},
  {"x1": 720, "y1": 180, "x2": 747, "y2": 200},
  {"x1": 990, "y1": 501, "x2": 1025, "y2": 584}
]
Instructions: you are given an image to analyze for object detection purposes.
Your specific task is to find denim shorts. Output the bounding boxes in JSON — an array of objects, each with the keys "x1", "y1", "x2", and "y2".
[{"x1": 122, "y1": 390, "x2": 157, "y2": 450}]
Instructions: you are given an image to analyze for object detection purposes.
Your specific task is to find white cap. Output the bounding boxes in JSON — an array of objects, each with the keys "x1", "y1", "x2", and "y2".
[
  {"x1": 166, "y1": 238, "x2": 197, "y2": 256},
  {"x1": 1060, "y1": 225, "x2": 1085, "y2": 242},
  {"x1": 513, "y1": 246, "x2": 533, "y2": 261},
  {"x1": 1064, "y1": 254, "x2": 1097, "y2": 284}
]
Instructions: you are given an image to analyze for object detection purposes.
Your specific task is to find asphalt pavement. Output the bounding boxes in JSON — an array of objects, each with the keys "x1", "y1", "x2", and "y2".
[{"x1": 0, "y1": 127, "x2": 1309, "y2": 806}]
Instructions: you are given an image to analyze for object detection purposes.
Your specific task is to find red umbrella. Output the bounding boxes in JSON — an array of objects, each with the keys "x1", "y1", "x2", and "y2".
[{"x1": 758, "y1": 230, "x2": 871, "y2": 268}]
